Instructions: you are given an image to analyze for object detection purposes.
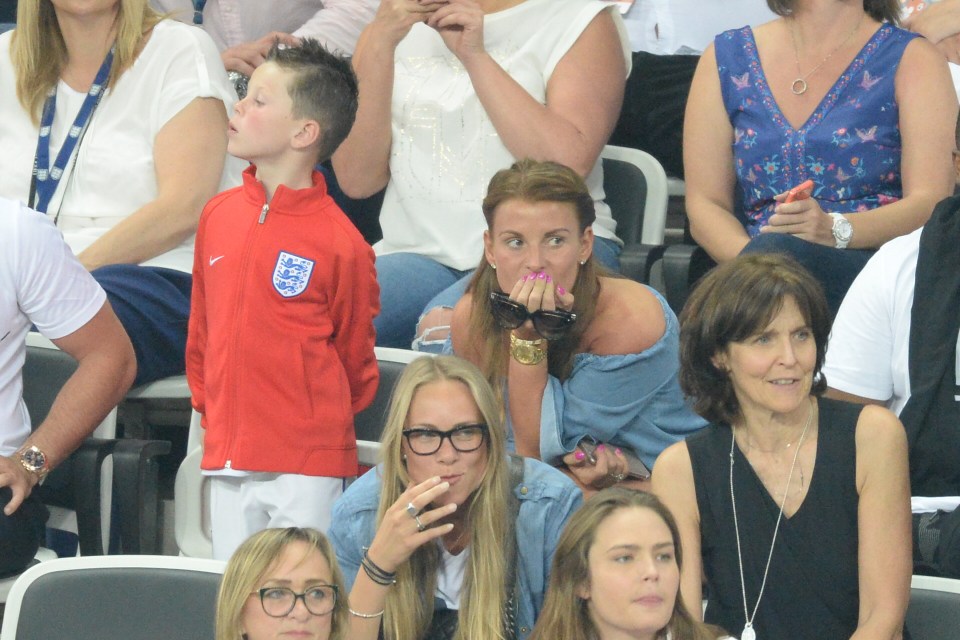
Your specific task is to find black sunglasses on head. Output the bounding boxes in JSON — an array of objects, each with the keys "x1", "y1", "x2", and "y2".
[{"x1": 488, "y1": 291, "x2": 577, "y2": 340}]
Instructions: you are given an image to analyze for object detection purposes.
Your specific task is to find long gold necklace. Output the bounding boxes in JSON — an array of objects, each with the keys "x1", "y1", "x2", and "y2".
[{"x1": 789, "y1": 14, "x2": 865, "y2": 95}]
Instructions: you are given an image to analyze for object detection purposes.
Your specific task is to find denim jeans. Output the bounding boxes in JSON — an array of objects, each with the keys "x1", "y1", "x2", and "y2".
[
  {"x1": 373, "y1": 237, "x2": 621, "y2": 349},
  {"x1": 740, "y1": 233, "x2": 874, "y2": 317}
]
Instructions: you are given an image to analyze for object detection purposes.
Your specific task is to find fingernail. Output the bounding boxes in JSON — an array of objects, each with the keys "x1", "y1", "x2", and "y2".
[
  {"x1": 449, "y1": 503, "x2": 458, "y2": 511},
  {"x1": 596, "y1": 444, "x2": 606, "y2": 452},
  {"x1": 432, "y1": 476, "x2": 442, "y2": 483},
  {"x1": 524, "y1": 273, "x2": 534, "y2": 282},
  {"x1": 545, "y1": 275, "x2": 552, "y2": 283},
  {"x1": 615, "y1": 448, "x2": 622, "y2": 455},
  {"x1": 574, "y1": 450, "x2": 585, "y2": 461},
  {"x1": 557, "y1": 286, "x2": 566, "y2": 295},
  {"x1": 537, "y1": 272, "x2": 546, "y2": 280}
]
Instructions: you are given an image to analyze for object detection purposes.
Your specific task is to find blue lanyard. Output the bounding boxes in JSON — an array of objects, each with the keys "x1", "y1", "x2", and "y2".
[
  {"x1": 193, "y1": 0, "x2": 206, "y2": 24},
  {"x1": 29, "y1": 47, "x2": 114, "y2": 216}
]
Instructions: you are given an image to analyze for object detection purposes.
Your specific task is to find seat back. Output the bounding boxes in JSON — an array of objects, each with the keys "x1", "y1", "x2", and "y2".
[
  {"x1": 0, "y1": 556, "x2": 225, "y2": 640},
  {"x1": 905, "y1": 575, "x2": 960, "y2": 640},
  {"x1": 354, "y1": 348, "x2": 422, "y2": 443},
  {"x1": 601, "y1": 145, "x2": 668, "y2": 246},
  {"x1": 21, "y1": 342, "x2": 117, "y2": 555},
  {"x1": 175, "y1": 410, "x2": 213, "y2": 558}
]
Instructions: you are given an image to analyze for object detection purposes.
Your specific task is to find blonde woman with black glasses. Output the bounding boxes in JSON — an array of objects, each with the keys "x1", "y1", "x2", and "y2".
[{"x1": 327, "y1": 355, "x2": 582, "y2": 640}]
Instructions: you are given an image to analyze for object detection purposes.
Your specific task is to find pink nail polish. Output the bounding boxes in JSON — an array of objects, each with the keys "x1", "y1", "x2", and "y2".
[
  {"x1": 556, "y1": 286, "x2": 566, "y2": 295},
  {"x1": 615, "y1": 448, "x2": 622, "y2": 455},
  {"x1": 537, "y1": 272, "x2": 546, "y2": 280},
  {"x1": 545, "y1": 275, "x2": 552, "y2": 283},
  {"x1": 574, "y1": 450, "x2": 585, "y2": 461},
  {"x1": 596, "y1": 444, "x2": 606, "y2": 453}
]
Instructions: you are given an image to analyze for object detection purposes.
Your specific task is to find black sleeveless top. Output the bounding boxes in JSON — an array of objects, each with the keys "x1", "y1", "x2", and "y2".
[{"x1": 687, "y1": 398, "x2": 862, "y2": 639}]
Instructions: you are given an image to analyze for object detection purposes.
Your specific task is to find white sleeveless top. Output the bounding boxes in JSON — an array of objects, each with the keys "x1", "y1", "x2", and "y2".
[{"x1": 376, "y1": 0, "x2": 631, "y2": 270}]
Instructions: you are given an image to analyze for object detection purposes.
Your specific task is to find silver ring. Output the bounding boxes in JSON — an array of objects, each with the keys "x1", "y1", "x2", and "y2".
[
  {"x1": 406, "y1": 502, "x2": 418, "y2": 518},
  {"x1": 612, "y1": 473, "x2": 626, "y2": 482},
  {"x1": 414, "y1": 515, "x2": 425, "y2": 532}
]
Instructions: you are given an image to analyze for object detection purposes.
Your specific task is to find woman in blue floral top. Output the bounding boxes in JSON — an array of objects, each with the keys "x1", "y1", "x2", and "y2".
[{"x1": 684, "y1": 0, "x2": 956, "y2": 314}]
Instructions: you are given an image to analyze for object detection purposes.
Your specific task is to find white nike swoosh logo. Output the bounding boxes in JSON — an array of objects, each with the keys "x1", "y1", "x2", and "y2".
[{"x1": 209, "y1": 256, "x2": 224, "y2": 266}]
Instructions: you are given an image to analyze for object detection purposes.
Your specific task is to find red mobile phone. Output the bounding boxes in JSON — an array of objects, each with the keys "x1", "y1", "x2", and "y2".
[{"x1": 784, "y1": 179, "x2": 814, "y2": 203}]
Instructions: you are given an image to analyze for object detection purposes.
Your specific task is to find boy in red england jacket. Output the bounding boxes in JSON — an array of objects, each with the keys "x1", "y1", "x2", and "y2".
[{"x1": 186, "y1": 39, "x2": 379, "y2": 560}]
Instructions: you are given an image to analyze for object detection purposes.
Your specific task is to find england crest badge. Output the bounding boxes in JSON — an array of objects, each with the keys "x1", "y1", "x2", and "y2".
[{"x1": 272, "y1": 251, "x2": 315, "y2": 298}]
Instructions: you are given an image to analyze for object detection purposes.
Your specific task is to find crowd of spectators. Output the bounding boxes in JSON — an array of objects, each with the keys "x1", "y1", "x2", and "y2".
[{"x1": 1, "y1": 0, "x2": 960, "y2": 639}]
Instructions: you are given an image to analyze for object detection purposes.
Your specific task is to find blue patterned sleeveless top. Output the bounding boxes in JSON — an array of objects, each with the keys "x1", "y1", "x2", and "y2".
[{"x1": 715, "y1": 24, "x2": 918, "y2": 236}]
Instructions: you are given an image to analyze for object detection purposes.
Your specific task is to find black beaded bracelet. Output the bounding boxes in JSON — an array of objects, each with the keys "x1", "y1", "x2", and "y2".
[{"x1": 362, "y1": 550, "x2": 397, "y2": 586}]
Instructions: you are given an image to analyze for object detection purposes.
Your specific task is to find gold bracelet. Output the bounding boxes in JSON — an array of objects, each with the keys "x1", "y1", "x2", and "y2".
[{"x1": 510, "y1": 332, "x2": 547, "y2": 365}]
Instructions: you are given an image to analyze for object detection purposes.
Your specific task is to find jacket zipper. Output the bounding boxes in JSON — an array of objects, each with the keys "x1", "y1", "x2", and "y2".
[{"x1": 224, "y1": 198, "x2": 269, "y2": 469}]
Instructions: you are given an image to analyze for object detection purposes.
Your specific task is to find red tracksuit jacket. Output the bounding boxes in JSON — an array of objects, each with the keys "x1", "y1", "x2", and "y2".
[{"x1": 186, "y1": 166, "x2": 379, "y2": 477}]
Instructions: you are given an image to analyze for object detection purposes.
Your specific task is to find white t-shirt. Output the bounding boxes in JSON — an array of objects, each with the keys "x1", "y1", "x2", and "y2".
[
  {"x1": 435, "y1": 544, "x2": 469, "y2": 611},
  {"x1": 152, "y1": 0, "x2": 378, "y2": 56},
  {"x1": 823, "y1": 229, "x2": 921, "y2": 415},
  {"x1": 622, "y1": 0, "x2": 776, "y2": 54},
  {"x1": 0, "y1": 20, "x2": 242, "y2": 274},
  {"x1": 377, "y1": 0, "x2": 631, "y2": 270},
  {"x1": 0, "y1": 198, "x2": 106, "y2": 456}
]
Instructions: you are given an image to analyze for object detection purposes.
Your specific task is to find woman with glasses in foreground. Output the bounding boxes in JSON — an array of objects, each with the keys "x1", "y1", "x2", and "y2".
[
  {"x1": 327, "y1": 355, "x2": 582, "y2": 640},
  {"x1": 449, "y1": 159, "x2": 706, "y2": 495},
  {"x1": 216, "y1": 527, "x2": 348, "y2": 640}
]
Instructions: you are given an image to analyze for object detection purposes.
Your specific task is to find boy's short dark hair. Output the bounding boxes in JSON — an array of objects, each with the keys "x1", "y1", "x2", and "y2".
[{"x1": 266, "y1": 38, "x2": 358, "y2": 162}]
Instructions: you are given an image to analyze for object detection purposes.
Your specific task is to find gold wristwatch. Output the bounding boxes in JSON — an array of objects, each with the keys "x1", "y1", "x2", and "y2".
[
  {"x1": 17, "y1": 445, "x2": 49, "y2": 483},
  {"x1": 510, "y1": 333, "x2": 547, "y2": 366}
]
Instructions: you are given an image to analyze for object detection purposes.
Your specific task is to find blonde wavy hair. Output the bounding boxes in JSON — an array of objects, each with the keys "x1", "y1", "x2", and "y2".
[
  {"x1": 12, "y1": 0, "x2": 163, "y2": 123},
  {"x1": 530, "y1": 489, "x2": 725, "y2": 640},
  {"x1": 377, "y1": 355, "x2": 514, "y2": 640},
  {"x1": 216, "y1": 527, "x2": 349, "y2": 640}
]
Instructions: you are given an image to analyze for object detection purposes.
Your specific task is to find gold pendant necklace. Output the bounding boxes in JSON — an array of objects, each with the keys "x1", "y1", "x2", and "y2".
[{"x1": 789, "y1": 14, "x2": 865, "y2": 95}]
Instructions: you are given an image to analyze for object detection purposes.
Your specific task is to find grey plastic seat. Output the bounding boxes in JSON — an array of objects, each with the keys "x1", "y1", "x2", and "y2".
[
  {"x1": 0, "y1": 555, "x2": 225, "y2": 640},
  {"x1": 905, "y1": 574, "x2": 960, "y2": 640},
  {"x1": 600, "y1": 145, "x2": 669, "y2": 285}
]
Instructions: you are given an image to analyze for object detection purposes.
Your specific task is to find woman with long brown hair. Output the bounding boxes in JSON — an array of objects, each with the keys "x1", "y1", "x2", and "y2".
[
  {"x1": 531, "y1": 489, "x2": 728, "y2": 640},
  {"x1": 449, "y1": 159, "x2": 706, "y2": 494}
]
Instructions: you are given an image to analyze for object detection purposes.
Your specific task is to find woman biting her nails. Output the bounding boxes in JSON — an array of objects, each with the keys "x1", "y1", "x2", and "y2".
[
  {"x1": 449, "y1": 159, "x2": 707, "y2": 497},
  {"x1": 327, "y1": 355, "x2": 582, "y2": 640}
]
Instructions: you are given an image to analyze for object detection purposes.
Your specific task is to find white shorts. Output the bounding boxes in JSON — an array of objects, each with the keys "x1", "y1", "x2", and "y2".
[{"x1": 209, "y1": 473, "x2": 345, "y2": 561}]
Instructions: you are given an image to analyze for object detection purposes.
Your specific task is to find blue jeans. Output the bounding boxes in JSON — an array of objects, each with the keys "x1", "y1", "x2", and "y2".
[
  {"x1": 374, "y1": 237, "x2": 621, "y2": 349},
  {"x1": 93, "y1": 265, "x2": 192, "y2": 386},
  {"x1": 740, "y1": 233, "x2": 874, "y2": 317}
]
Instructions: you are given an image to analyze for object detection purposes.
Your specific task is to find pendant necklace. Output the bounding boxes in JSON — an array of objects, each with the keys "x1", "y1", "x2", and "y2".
[
  {"x1": 789, "y1": 14, "x2": 864, "y2": 95},
  {"x1": 730, "y1": 398, "x2": 813, "y2": 640}
]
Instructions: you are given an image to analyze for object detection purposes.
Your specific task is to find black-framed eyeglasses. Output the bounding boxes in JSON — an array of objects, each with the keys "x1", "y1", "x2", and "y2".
[
  {"x1": 402, "y1": 424, "x2": 488, "y2": 456},
  {"x1": 489, "y1": 291, "x2": 577, "y2": 340},
  {"x1": 254, "y1": 585, "x2": 338, "y2": 617}
]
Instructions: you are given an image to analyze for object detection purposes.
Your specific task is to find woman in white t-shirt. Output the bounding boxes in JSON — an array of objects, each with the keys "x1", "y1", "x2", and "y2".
[
  {"x1": 0, "y1": 0, "x2": 239, "y2": 385},
  {"x1": 331, "y1": 0, "x2": 631, "y2": 349}
]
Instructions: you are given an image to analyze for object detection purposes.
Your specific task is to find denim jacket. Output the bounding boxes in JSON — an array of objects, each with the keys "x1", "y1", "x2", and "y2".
[{"x1": 328, "y1": 458, "x2": 583, "y2": 639}]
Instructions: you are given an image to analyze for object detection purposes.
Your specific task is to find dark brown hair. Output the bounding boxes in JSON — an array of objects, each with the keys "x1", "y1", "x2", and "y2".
[
  {"x1": 266, "y1": 38, "x2": 358, "y2": 162},
  {"x1": 678, "y1": 253, "x2": 831, "y2": 425},
  {"x1": 766, "y1": 0, "x2": 900, "y2": 25}
]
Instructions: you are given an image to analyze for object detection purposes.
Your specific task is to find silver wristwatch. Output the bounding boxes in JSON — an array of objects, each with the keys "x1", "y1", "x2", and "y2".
[{"x1": 829, "y1": 212, "x2": 853, "y2": 249}]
